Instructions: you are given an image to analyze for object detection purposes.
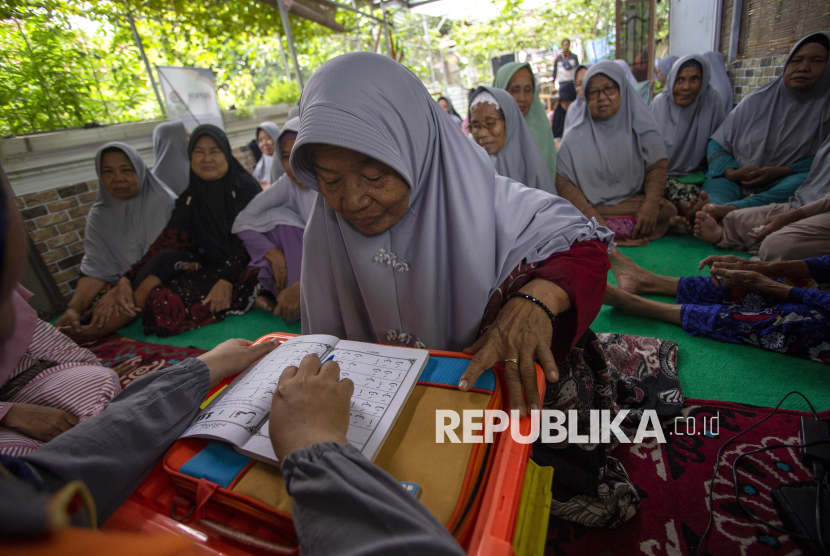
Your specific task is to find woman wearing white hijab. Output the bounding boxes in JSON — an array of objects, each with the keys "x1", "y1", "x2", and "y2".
[
  {"x1": 54, "y1": 143, "x2": 176, "y2": 336},
  {"x1": 292, "y1": 53, "x2": 682, "y2": 528},
  {"x1": 557, "y1": 61, "x2": 674, "y2": 246},
  {"x1": 151, "y1": 121, "x2": 189, "y2": 196},
  {"x1": 650, "y1": 55, "x2": 725, "y2": 227},
  {"x1": 698, "y1": 32, "x2": 830, "y2": 224},
  {"x1": 233, "y1": 117, "x2": 316, "y2": 321},
  {"x1": 467, "y1": 86, "x2": 557, "y2": 194},
  {"x1": 252, "y1": 122, "x2": 280, "y2": 189}
]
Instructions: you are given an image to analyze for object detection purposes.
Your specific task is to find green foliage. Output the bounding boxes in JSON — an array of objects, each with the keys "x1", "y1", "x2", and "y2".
[{"x1": 261, "y1": 79, "x2": 301, "y2": 106}]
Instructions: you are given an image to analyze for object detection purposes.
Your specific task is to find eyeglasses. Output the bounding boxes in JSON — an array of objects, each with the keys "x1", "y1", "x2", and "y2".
[
  {"x1": 470, "y1": 117, "x2": 503, "y2": 132},
  {"x1": 586, "y1": 85, "x2": 619, "y2": 101}
]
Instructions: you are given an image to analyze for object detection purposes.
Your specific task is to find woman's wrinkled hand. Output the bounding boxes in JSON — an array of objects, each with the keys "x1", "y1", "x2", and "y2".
[
  {"x1": 55, "y1": 308, "x2": 83, "y2": 335},
  {"x1": 275, "y1": 282, "x2": 301, "y2": 321},
  {"x1": 203, "y1": 279, "x2": 234, "y2": 313},
  {"x1": 709, "y1": 267, "x2": 776, "y2": 291},
  {"x1": 114, "y1": 277, "x2": 139, "y2": 317},
  {"x1": 89, "y1": 289, "x2": 120, "y2": 328},
  {"x1": 747, "y1": 209, "x2": 805, "y2": 241},
  {"x1": 633, "y1": 199, "x2": 661, "y2": 238},
  {"x1": 266, "y1": 248, "x2": 288, "y2": 291},
  {"x1": 460, "y1": 293, "x2": 559, "y2": 418},
  {"x1": 0, "y1": 403, "x2": 78, "y2": 442}
]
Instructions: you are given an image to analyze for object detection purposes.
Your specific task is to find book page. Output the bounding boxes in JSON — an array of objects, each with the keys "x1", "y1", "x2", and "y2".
[
  {"x1": 180, "y1": 335, "x2": 338, "y2": 448},
  {"x1": 330, "y1": 340, "x2": 428, "y2": 461}
]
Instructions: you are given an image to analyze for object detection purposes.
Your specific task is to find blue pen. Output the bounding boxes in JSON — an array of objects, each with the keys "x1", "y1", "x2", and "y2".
[{"x1": 323, "y1": 355, "x2": 335, "y2": 363}]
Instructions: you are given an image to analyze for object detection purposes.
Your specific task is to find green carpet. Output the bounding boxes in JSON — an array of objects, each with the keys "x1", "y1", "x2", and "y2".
[
  {"x1": 115, "y1": 235, "x2": 828, "y2": 412},
  {"x1": 597, "y1": 235, "x2": 828, "y2": 412}
]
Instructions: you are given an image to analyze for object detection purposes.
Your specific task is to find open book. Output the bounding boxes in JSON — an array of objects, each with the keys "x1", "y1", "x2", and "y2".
[{"x1": 180, "y1": 335, "x2": 429, "y2": 464}]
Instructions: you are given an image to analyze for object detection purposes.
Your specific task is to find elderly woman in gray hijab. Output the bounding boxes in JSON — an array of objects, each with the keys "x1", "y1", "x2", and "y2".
[
  {"x1": 151, "y1": 121, "x2": 189, "y2": 195},
  {"x1": 556, "y1": 61, "x2": 675, "y2": 246},
  {"x1": 437, "y1": 95, "x2": 463, "y2": 127},
  {"x1": 233, "y1": 117, "x2": 316, "y2": 322},
  {"x1": 293, "y1": 52, "x2": 684, "y2": 528},
  {"x1": 467, "y1": 86, "x2": 557, "y2": 194},
  {"x1": 703, "y1": 51, "x2": 734, "y2": 117},
  {"x1": 252, "y1": 121, "x2": 281, "y2": 189},
  {"x1": 697, "y1": 31, "x2": 830, "y2": 225},
  {"x1": 54, "y1": 143, "x2": 176, "y2": 336},
  {"x1": 650, "y1": 55, "x2": 725, "y2": 230},
  {"x1": 694, "y1": 132, "x2": 830, "y2": 261}
]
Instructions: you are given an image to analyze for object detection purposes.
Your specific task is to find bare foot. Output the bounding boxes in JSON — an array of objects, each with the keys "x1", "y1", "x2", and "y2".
[
  {"x1": 679, "y1": 191, "x2": 710, "y2": 221},
  {"x1": 668, "y1": 215, "x2": 692, "y2": 235},
  {"x1": 704, "y1": 203, "x2": 738, "y2": 222},
  {"x1": 603, "y1": 284, "x2": 640, "y2": 312},
  {"x1": 610, "y1": 249, "x2": 648, "y2": 294},
  {"x1": 254, "y1": 295, "x2": 275, "y2": 312},
  {"x1": 694, "y1": 211, "x2": 723, "y2": 244}
]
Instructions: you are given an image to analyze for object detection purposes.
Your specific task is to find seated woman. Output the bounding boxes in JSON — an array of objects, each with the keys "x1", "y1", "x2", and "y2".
[
  {"x1": 703, "y1": 51, "x2": 733, "y2": 118},
  {"x1": 54, "y1": 143, "x2": 176, "y2": 338},
  {"x1": 437, "y1": 95, "x2": 463, "y2": 127},
  {"x1": 699, "y1": 32, "x2": 830, "y2": 222},
  {"x1": 650, "y1": 55, "x2": 725, "y2": 227},
  {"x1": 494, "y1": 62, "x2": 558, "y2": 183},
  {"x1": 467, "y1": 86, "x2": 556, "y2": 193},
  {"x1": 694, "y1": 133, "x2": 830, "y2": 260},
  {"x1": 291, "y1": 52, "x2": 682, "y2": 527},
  {"x1": 76, "y1": 125, "x2": 261, "y2": 339},
  {"x1": 606, "y1": 251, "x2": 830, "y2": 363},
  {"x1": 151, "y1": 120, "x2": 190, "y2": 195},
  {"x1": 232, "y1": 117, "x2": 316, "y2": 322},
  {"x1": 252, "y1": 122, "x2": 281, "y2": 189},
  {"x1": 551, "y1": 81, "x2": 576, "y2": 139},
  {"x1": 556, "y1": 61, "x2": 676, "y2": 246},
  {"x1": 563, "y1": 64, "x2": 588, "y2": 134}
]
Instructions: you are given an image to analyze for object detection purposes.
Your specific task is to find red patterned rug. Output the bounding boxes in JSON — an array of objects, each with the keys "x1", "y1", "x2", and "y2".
[
  {"x1": 546, "y1": 398, "x2": 828, "y2": 556},
  {"x1": 88, "y1": 336, "x2": 205, "y2": 388}
]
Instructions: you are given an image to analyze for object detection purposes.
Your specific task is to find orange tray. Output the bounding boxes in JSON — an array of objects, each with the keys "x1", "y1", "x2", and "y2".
[{"x1": 103, "y1": 332, "x2": 545, "y2": 556}]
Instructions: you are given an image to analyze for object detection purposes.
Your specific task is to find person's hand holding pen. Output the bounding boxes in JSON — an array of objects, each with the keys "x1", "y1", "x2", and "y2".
[{"x1": 269, "y1": 354, "x2": 353, "y2": 460}]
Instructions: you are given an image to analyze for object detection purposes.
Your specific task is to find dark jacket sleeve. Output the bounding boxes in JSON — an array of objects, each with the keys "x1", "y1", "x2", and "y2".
[
  {"x1": 23, "y1": 359, "x2": 210, "y2": 522},
  {"x1": 283, "y1": 442, "x2": 466, "y2": 556}
]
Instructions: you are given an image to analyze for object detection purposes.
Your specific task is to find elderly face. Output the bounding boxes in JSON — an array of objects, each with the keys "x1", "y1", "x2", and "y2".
[
  {"x1": 470, "y1": 102, "x2": 507, "y2": 155},
  {"x1": 586, "y1": 74, "x2": 621, "y2": 121},
  {"x1": 281, "y1": 138, "x2": 304, "y2": 187},
  {"x1": 783, "y1": 42, "x2": 828, "y2": 90},
  {"x1": 438, "y1": 98, "x2": 450, "y2": 113},
  {"x1": 191, "y1": 135, "x2": 230, "y2": 181},
  {"x1": 672, "y1": 66, "x2": 703, "y2": 107},
  {"x1": 0, "y1": 175, "x2": 27, "y2": 345},
  {"x1": 258, "y1": 128, "x2": 275, "y2": 157},
  {"x1": 310, "y1": 145, "x2": 410, "y2": 235},
  {"x1": 575, "y1": 67, "x2": 588, "y2": 100},
  {"x1": 100, "y1": 150, "x2": 140, "y2": 200},
  {"x1": 506, "y1": 67, "x2": 534, "y2": 117}
]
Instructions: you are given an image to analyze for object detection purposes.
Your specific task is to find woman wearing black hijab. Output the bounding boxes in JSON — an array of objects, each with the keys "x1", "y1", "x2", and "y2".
[
  {"x1": 551, "y1": 81, "x2": 577, "y2": 139},
  {"x1": 81, "y1": 125, "x2": 262, "y2": 338}
]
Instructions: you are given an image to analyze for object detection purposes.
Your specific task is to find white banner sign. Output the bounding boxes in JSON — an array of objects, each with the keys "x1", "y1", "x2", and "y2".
[{"x1": 157, "y1": 66, "x2": 224, "y2": 132}]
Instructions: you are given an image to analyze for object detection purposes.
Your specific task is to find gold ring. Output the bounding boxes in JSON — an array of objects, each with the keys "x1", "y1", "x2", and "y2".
[{"x1": 504, "y1": 358, "x2": 519, "y2": 364}]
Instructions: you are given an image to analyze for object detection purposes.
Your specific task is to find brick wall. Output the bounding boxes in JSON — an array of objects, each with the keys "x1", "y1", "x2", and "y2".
[
  {"x1": 15, "y1": 145, "x2": 257, "y2": 301},
  {"x1": 725, "y1": 54, "x2": 786, "y2": 107}
]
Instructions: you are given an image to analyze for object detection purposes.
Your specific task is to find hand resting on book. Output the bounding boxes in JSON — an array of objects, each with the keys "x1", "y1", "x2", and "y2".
[
  {"x1": 197, "y1": 338, "x2": 281, "y2": 387},
  {"x1": 269, "y1": 353, "x2": 353, "y2": 460}
]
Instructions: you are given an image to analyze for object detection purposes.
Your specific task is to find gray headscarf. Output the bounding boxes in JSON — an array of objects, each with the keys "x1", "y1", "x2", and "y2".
[
  {"x1": 656, "y1": 56, "x2": 679, "y2": 81},
  {"x1": 151, "y1": 121, "x2": 189, "y2": 196},
  {"x1": 232, "y1": 117, "x2": 317, "y2": 234},
  {"x1": 711, "y1": 31, "x2": 830, "y2": 168},
  {"x1": 703, "y1": 51, "x2": 733, "y2": 117},
  {"x1": 792, "y1": 133, "x2": 830, "y2": 208},
  {"x1": 563, "y1": 96, "x2": 582, "y2": 135},
  {"x1": 253, "y1": 122, "x2": 280, "y2": 182},
  {"x1": 650, "y1": 54, "x2": 725, "y2": 176},
  {"x1": 557, "y1": 61, "x2": 667, "y2": 206},
  {"x1": 469, "y1": 86, "x2": 557, "y2": 194},
  {"x1": 615, "y1": 59, "x2": 639, "y2": 85},
  {"x1": 80, "y1": 142, "x2": 176, "y2": 283},
  {"x1": 290, "y1": 52, "x2": 613, "y2": 351}
]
